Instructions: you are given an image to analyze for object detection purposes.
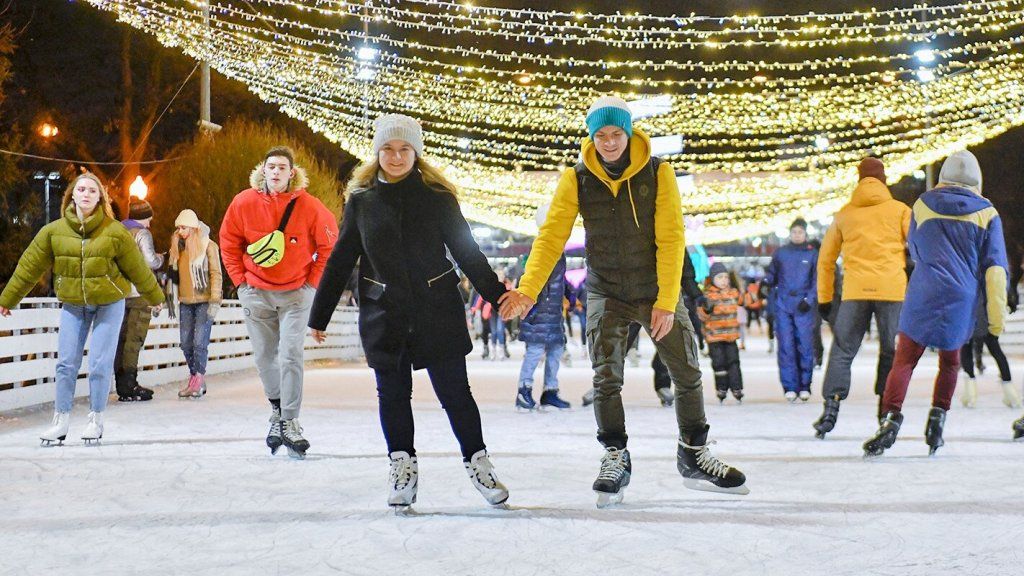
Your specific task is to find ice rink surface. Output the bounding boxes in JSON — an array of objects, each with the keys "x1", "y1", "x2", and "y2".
[{"x1": 1, "y1": 331, "x2": 1022, "y2": 576}]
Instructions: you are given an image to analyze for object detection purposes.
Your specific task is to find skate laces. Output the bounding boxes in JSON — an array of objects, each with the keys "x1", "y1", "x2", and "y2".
[
  {"x1": 282, "y1": 419, "x2": 304, "y2": 441},
  {"x1": 469, "y1": 455, "x2": 498, "y2": 488},
  {"x1": 597, "y1": 449, "x2": 628, "y2": 481},
  {"x1": 390, "y1": 457, "x2": 415, "y2": 489},
  {"x1": 681, "y1": 440, "x2": 730, "y2": 478}
]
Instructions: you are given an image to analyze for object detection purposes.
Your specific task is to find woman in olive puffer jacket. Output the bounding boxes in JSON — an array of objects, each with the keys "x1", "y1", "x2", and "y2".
[{"x1": 0, "y1": 173, "x2": 164, "y2": 445}]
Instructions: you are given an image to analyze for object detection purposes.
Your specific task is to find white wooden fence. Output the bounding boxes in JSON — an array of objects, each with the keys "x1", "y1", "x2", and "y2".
[{"x1": 0, "y1": 298, "x2": 363, "y2": 412}]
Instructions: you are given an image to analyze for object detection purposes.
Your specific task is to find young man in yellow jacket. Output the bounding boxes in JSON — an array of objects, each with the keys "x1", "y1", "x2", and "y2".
[
  {"x1": 500, "y1": 96, "x2": 748, "y2": 506},
  {"x1": 813, "y1": 158, "x2": 911, "y2": 438}
]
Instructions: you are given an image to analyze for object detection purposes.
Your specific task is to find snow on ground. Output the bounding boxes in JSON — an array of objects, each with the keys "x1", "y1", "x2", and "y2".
[{"x1": 1, "y1": 329, "x2": 1022, "y2": 576}]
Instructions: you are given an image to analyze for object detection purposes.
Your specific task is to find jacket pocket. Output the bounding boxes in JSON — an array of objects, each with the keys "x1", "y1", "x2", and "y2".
[
  {"x1": 105, "y1": 275, "x2": 128, "y2": 297},
  {"x1": 360, "y1": 276, "x2": 386, "y2": 301}
]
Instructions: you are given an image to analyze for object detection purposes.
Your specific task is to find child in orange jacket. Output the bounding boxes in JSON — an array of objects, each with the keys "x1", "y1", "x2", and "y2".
[{"x1": 698, "y1": 262, "x2": 744, "y2": 403}]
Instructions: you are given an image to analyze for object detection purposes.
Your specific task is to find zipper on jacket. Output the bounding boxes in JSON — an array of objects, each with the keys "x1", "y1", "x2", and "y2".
[
  {"x1": 362, "y1": 276, "x2": 386, "y2": 288},
  {"x1": 80, "y1": 233, "x2": 89, "y2": 306},
  {"x1": 106, "y1": 275, "x2": 127, "y2": 297},
  {"x1": 426, "y1": 265, "x2": 456, "y2": 287}
]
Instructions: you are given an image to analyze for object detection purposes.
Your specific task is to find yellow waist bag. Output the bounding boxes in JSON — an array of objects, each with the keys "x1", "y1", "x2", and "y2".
[{"x1": 246, "y1": 197, "x2": 298, "y2": 268}]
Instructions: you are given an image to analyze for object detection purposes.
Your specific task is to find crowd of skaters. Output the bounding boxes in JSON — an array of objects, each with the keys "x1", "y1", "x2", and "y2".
[{"x1": 0, "y1": 94, "x2": 1022, "y2": 511}]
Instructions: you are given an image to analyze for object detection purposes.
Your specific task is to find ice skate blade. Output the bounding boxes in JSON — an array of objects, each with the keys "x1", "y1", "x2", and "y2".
[
  {"x1": 1013, "y1": 435, "x2": 1024, "y2": 442},
  {"x1": 40, "y1": 437, "x2": 65, "y2": 447},
  {"x1": 539, "y1": 405, "x2": 570, "y2": 412},
  {"x1": 82, "y1": 438, "x2": 102, "y2": 446},
  {"x1": 927, "y1": 446, "x2": 940, "y2": 456},
  {"x1": 682, "y1": 478, "x2": 750, "y2": 495},
  {"x1": 514, "y1": 406, "x2": 535, "y2": 413},
  {"x1": 814, "y1": 430, "x2": 827, "y2": 440},
  {"x1": 286, "y1": 447, "x2": 306, "y2": 460},
  {"x1": 595, "y1": 490, "x2": 624, "y2": 508},
  {"x1": 391, "y1": 504, "x2": 417, "y2": 516}
]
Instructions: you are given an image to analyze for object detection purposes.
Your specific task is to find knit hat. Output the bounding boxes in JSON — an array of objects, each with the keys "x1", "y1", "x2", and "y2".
[
  {"x1": 586, "y1": 96, "x2": 633, "y2": 140},
  {"x1": 858, "y1": 157, "x2": 886, "y2": 182},
  {"x1": 174, "y1": 209, "x2": 200, "y2": 229},
  {"x1": 372, "y1": 114, "x2": 424, "y2": 157},
  {"x1": 709, "y1": 262, "x2": 728, "y2": 278},
  {"x1": 128, "y1": 196, "x2": 153, "y2": 220},
  {"x1": 938, "y1": 150, "x2": 982, "y2": 193},
  {"x1": 790, "y1": 217, "x2": 808, "y2": 231}
]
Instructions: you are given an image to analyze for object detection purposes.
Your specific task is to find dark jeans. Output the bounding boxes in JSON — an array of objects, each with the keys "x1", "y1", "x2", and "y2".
[
  {"x1": 882, "y1": 332, "x2": 960, "y2": 413},
  {"x1": 179, "y1": 302, "x2": 213, "y2": 375},
  {"x1": 822, "y1": 300, "x2": 901, "y2": 400},
  {"x1": 587, "y1": 294, "x2": 706, "y2": 449},
  {"x1": 709, "y1": 341, "x2": 743, "y2": 392},
  {"x1": 961, "y1": 334, "x2": 1011, "y2": 381},
  {"x1": 653, "y1": 352, "x2": 670, "y2": 391},
  {"x1": 373, "y1": 350, "x2": 485, "y2": 460}
]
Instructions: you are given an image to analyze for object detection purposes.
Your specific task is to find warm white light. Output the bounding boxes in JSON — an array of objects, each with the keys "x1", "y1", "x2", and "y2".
[
  {"x1": 915, "y1": 48, "x2": 936, "y2": 64},
  {"x1": 913, "y1": 169, "x2": 927, "y2": 180},
  {"x1": 917, "y1": 69, "x2": 936, "y2": 82},
  {"x1": 814, "y1": 136, "x2": 830, "y2": 150},
  {"x1": 457, "y1": 137, "x2": 472, "y2": 150},
  {"x1": 355, "y1": 67, "x2": 376, "y2": 81},
  {"x1": 129, "y1": 176, "x2": 149, "y2": 200}
]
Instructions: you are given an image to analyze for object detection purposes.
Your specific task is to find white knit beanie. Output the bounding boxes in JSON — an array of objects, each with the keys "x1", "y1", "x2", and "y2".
[
  {"x1": 372, "y1": 114, "x2": 424, "y2": 157},
  {"x1": 174, "y1": 209, "x2": 200, "y2": 229}
]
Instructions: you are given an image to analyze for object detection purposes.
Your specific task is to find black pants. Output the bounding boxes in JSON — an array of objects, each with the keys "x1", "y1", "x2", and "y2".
[
  {"x1": 709, "y1": 341, "x2": 743, "y2": 392},
  {"x1": 961, "y1": 334, "x2": 1011, "y2": 381},
  {"x1": 746, "y1": 308, "x2": 762, "y2": 329},
  {"x1": 373, "y1": 350, "x2": 485, "y2": 460}
]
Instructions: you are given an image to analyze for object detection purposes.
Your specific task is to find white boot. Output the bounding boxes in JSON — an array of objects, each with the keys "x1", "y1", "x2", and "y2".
[
  {"x1": 40, "y1": 412, "x2": 70, "y2": 446},
  {"x1": 464, "y1": 450, "x2": 509, "y2": 506},
  {"x1": 961, "y1": 377, "x2": 978, "y2": 408},
  {"x1": 1001, "y1": 381, "x2": 1023, "y2": 409},
  {"x1": 81, "y1": 411, "x2": 104, "y2": 444},
  {"x1": 388, "y1": 451, "x2": 419, "y2": 509}
]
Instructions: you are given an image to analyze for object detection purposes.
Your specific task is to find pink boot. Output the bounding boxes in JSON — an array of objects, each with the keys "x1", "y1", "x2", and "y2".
[
  {"x1": 190, "y1": 374, "x2": 207, "y2": 398},
  {"x1": 179, "y1": 375, "x2": 196, "y2": 398}
]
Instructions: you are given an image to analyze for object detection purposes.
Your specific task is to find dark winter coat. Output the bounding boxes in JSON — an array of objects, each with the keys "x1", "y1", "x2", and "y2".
[
  {"x1": 518, "y1": 255, "x2": 568, "y2": 345},
  {"x1": 308, "y1": 169, "x2": 507, "y2": 370}
]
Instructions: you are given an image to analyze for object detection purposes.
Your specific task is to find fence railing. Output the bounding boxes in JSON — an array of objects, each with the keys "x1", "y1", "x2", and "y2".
[{"x1": 0, "y1": 298, "x2": 362, "y2": 412}]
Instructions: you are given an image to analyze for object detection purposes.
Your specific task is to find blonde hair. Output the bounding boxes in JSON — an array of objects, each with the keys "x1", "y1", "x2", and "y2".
[
  {"x1": 169, "y1": 226, "x2": 204, "y2": 270},
  {"x1": 346, "y1": 157, "x2": 458, "y2": 198},
  {"x1": 61, "y1": 172, "x2": 115, "y2": 219}
]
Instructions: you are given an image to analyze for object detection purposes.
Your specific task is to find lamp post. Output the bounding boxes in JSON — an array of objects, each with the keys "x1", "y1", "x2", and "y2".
[
  {"x1": 33, "y1": 171, "x2": 62, "y2": 224},
  {"x1": 129, "y1": 175, "x2": 149, "y2": 200}
]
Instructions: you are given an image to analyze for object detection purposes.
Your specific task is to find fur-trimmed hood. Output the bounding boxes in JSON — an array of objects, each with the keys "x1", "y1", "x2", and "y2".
[{"x1": 248, "y1": 163, "x2": 309, "y2": 192}]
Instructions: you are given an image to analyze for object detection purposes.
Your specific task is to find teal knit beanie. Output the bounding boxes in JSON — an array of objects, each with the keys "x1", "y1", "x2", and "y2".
[{"x1": 586, "y1": 96, "x2": 633, "y2": 140}]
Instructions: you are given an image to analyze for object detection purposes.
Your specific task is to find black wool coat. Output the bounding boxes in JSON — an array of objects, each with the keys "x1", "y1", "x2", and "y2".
[{"x1": 308, "y1": 170, "x2": 507, "y2": 370}]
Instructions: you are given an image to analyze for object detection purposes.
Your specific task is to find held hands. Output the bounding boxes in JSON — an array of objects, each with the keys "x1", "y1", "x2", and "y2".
[
  {"x1": 818, "y1": 301, "x2": 833, "y2": 321},
  {"x1": 650, "y1": 308, "x2": 675, "y2": 341},
  {"x1": 797, "y1": 299, "x2": 812, "y2": 314},
  {"x1": 311, "y1": 329, "x2": 328, "y2": 344},
  {"x1": 498, "y1": 290, "x2": 536, "y2": 321},
  {"x1": 0, "y1": 306, "x2": 10, "y2": 317}
]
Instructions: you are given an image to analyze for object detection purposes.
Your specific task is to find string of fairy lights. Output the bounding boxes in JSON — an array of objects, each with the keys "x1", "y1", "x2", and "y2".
[{"x1": 84, "y1": 0, "x2": 1024, "y2": 242}]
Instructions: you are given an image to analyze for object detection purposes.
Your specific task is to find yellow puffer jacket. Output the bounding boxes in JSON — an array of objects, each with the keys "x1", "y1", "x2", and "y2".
[{"x1": 818, "y1": 177, "x2": 911, "y2": 303}]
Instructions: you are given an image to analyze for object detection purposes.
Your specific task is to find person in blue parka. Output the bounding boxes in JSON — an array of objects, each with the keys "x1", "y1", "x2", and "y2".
[{"x1": 765, "y1": 218, "x2": 819, "y2": 401}]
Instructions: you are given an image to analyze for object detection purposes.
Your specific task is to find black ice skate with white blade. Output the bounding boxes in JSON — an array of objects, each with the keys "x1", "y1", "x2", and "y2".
[
  {"x1": 593, "y1": 447, "x2": 631, "y2": 508},
  {"x1": 677, "y1": 425, "x2": 749, "y2": 495}
]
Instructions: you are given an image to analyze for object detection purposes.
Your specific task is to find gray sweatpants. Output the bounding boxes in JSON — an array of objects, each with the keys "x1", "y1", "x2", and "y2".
[
  {"x1": 239, "y1": 285, "x2": 315, "y2": 420},
  {"x1": 587, "y1": 293, "x2": 707, "y2": 449},
  {"x1": 822, "y1": 300, "x2": 901, "y2": 400}
]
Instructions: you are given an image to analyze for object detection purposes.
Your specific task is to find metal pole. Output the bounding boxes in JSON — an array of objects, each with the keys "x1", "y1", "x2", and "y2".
[
  {"x1": 44, "y1": 179, "x2": 50, "y2": 224},
  {"x1": 200, "y1": 3, "x2": 211, "y2": 126}
]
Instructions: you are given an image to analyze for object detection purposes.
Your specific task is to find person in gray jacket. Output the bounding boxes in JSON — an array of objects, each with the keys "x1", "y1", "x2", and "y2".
[{"x1": 113, "y1": 196, "x2": 164, "y2": 401}]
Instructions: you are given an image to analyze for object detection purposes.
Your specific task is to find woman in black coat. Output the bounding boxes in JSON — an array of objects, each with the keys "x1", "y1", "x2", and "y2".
[{"x1": 308, "y1": 114, "x2": 509, "y2": 510}]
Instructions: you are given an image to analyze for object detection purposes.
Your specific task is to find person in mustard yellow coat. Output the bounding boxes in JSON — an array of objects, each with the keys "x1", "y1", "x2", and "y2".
[{"x1": 813, "y1": 158, "x2": 911, "y2": 438}]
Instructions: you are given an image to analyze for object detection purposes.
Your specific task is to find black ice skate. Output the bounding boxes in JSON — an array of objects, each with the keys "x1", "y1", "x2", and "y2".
[
  {"x1": 1013, "y1": 415, "x2": 1024, "y2": 441},
  {"x1": 925, "y1": 407, "x2": 946, "y2": 456},
  {"x1": 281, "y1": 418, "x2": 310, "y2": 459},
  {"x1": 813, "y1": 396, "x2": 841, "y2": 439},
  {"x1": 593, "y1": 447, "x2": 631, "y2": 508},
  {"x1": 677, "y1": 425, "x2": 749, "y2": 495},
  {"x1": 716, "y1": 389, "x2": 728, "y2": 404},
  {"x1": 266, "y1": 406, "x2": 283, "y2": 455},
  {"x1": 731, "y1": 389, "x2": 744, "y2": 403},
  {"x1": 539, "y1": 390, "x2": 571, "y2": 410},
  {"x1": 863, "y1": 411, "x2": 903, "y2": 457},
  {"x1": 117, "y1": 384, "x2": 154, "y2": 402}
]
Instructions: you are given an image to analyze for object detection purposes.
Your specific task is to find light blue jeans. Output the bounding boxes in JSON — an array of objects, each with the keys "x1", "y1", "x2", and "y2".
[
  {"x1": 179, "y1": 303, "x2": 213, "y2": 375},
  {"x1": 518, "y1": 340, "x2": 565, "y2": 391},
  {"x1": 55, "y1": 301, "x2": 126, "y2": 413}
]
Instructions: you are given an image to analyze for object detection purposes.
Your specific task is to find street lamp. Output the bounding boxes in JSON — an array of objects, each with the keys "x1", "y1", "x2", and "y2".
[
  {"x1": 37, "y1": 122, "x2": 59, "y2": 139},
  {"x1": 34, "y1": 170, "x2": 62, "y2": 224},
  {"x1": 129, "y1": 175, "x2": 149, "y2": 200}
]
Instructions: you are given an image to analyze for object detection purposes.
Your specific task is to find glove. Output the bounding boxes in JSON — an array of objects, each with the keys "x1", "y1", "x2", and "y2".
[
  {"x1": 818, "y1": 301, "x2": 833, "y2": 320},
  {"x1": 797, "y1": 299, "x2": 811, "y2": 313},
  {"x1": 700, "y1": 297, "x2": 714, "y2": 314},
  {"x1": 207, "y1": 302, "x2": 220, "y2": 320}
]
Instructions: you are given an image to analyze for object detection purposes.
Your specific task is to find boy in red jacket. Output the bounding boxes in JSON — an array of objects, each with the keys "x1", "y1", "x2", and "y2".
[{"x1": 220, "y1": 146, "x2": 338, "y2": 458}]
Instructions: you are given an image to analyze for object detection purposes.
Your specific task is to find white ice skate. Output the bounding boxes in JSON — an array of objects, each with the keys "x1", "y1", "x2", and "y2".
[
  {"x1": 799, "y1": 391, "x2": 811, "y2": 402},
  {"x1": 961, "y1": 377, "x2": 978, "y2": 408},
  {"x1": 464, "y1": 450, "x2": 509, "y2": 506},
  {"x1": 80, "y1": 412, "x2": 103, "y2": 445},
  {"x1": 388, "y1": 451, "x2": 419, "y2": 513},
  {"x1": 1001, "y1": 381, "x2": 1022, "y2": 409},
  {"x1": 40, "y1": 412, "x2": 70, "y2": 446}
]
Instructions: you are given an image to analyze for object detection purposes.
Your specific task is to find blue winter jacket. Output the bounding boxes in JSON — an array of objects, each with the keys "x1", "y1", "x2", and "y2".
[
  {"x1": 765, "y1": 242, "x2": 818, "y2": 313},
  {"x1": 519, "y1": 255, "x2": 568, "y2": 345},
  {"x1": 900, "y1": 186, "x2": 1008, "y2": 349}
]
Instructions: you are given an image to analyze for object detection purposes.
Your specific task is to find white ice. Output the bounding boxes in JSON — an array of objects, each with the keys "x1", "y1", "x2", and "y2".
[{"x1": 1, "y1": 331, "x2": 1021, "y2": 576}]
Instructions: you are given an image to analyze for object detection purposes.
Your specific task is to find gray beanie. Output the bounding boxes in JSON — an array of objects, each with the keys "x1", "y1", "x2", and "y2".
[
  {"x1": 372, "y1": 114, "x2": 424, "y2": 157},
  {"x1": 938, "y1": 150, "x2": 982, "y2": 193}
]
